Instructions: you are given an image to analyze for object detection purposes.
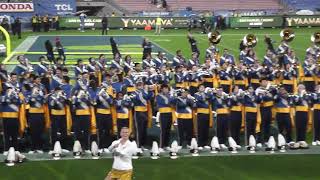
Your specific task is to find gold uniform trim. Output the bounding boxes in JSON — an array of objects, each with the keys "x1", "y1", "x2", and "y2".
[
  {"x1": 76, "y1": 109, "x2": 91, "y2": 115},
  {"x1": 245, "y1": 107, "x2": 258, "y2": 113},
  {"x1": 51, "y1": 109, "x2": 66, "y2": 115},
  {"x1": 216, "y1": 108, "x2": 229, "y2": 114},
  {"x1": 177, "y1": 113, "x2": 192, "y2": 119},
  {"x1": 134, "y1": 106, "x2": 148, "y2": 112},
  {"x1": 295, "y1": 106, "x2": 309, "y2": 112},
  {"x1": 29, "y1": 107, "x2": 44, "y2": 113},
  {"x1": 158, "y1": 107, "x2": 173, "y2": 113},
  {"x1": 96, "y1": 108, "x2": 111, "y2": 114},
  {"x1": 261, "y1": 101, "x2": 274, "y2": 107},
  {"x1": 2, "y1": 112, "x2": 19, "y2": 118}
]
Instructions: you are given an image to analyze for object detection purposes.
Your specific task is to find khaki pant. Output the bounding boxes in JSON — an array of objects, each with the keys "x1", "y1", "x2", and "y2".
[
  {"x1": 155, "y1": 24, "x2": 161, "y2": 34},
  {"x1": 106, "y1": 169, "x2": 133, "y2": 180}
]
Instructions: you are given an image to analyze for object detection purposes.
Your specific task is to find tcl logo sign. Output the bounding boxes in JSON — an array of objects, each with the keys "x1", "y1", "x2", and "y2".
[
  {"x1": 0, "y1": 3, "x2": 34, "y2": 12},
  {"x1": 54, "y1": 4, "x2": 73, "y2": 11}
]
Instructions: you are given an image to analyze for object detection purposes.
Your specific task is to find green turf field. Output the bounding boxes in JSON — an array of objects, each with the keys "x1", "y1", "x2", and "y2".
[
  {"x1": 2, "y1": 27, "x2": 320, "y2": 65},
  {"x1": 0, "y1": 155, "x2": 319, "y2": 180},
  {"x1": 1, "y1": 28, "x2": 320, "y2": 179}
]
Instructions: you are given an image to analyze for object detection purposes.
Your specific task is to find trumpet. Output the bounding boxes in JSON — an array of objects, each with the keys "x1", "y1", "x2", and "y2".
[
  {"x1": 243, "y1": 34, "x2": 257, "y2": 47},
  {"x1": 208, "y1": 31, "x2": 222, "y2": 45}
]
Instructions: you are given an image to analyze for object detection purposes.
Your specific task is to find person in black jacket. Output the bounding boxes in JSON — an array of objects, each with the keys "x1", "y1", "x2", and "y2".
[
  {"x1": 101, "y1": 15, "x2": 108, "y2": 35},
  {"x1": 187, "y1": 32, "x2": 200, "y2": 57},
  {"x1": 110, "y1": 37, "x2": 120, "y2": 57},
  {"x1": 142, "y1": 38, "x2": 152, "y2": 60},
  {"x1": 45, "y1": 40, "x2": 55, "y2": 63}
]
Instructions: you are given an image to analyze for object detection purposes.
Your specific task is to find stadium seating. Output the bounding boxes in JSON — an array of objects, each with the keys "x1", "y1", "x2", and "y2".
[
  {"x1": 112, "y1": 0, "x2": 283, "y2": 12},
  {"x1": 282, "y1": 0, "x2": 320, "y2": 11}
]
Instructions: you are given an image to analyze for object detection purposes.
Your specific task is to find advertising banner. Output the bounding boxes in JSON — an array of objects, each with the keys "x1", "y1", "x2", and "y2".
[
  {"x1": 229, "y1": 16, "x2": 283, "y2": 28},
  {"x1": 33, "y1": 0, "x2": 76, "y2": 15},
  {"x1": 285, "y1": 15, "x2": 320, "y2": 27},
  {"x1": 60, "y1": 16, "x2": 189, "y2": 28},
  {"x1": 0, "y1": 3, "x2": 34, "y2": 12}
]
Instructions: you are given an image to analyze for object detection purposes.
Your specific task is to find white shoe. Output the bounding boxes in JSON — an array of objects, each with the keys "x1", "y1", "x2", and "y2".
[
  {"x1": 3, "y1": 151, "x2": 8, "y2": 156},
  {"x1": 257, "y1": 143, "x2": 262, "y2": 148},
  {"x1": 178, "y1": 146, "x2": 182, "y2": 150},
  {"x1": 236, "y1": 145, "x2": 241, "y2": 149},
  {"x1": 141, "y1": 147, "x2": 149, "y2": 151},
  {"x1": 312, "y1": 141, "x2": 317, "y2": 146},
  {"x1": 48, "y1": 150, "x2": 53, "y2": 155},
  {"x1": 164, "y1": 147, "x2": 171, "y2": 151},
  {"x1": 36, "y1": 150, "x2": 44, "y2": 154},
  {"x1": 317, "y1": 140, "x2": 320, "y2": 146},
  {"x1": 103, "y1": 148, "x2": 110, "y2": 153},
  {"x1": 98, "y1": 149, "x2": 103, "y2": 154},
  {"x1": 187, "y1": 145, "x2": 191, "y2": 149},
  {"x1": 137, "y1": 148, "x2": 143, "y2": 153},
  {"x1": 28, "y1": 151, "x2": 35, "y2": 154},
  {"x1": 287, "y1": 141, "x2": 295, "y2": 146},
  {"x1": 159, "y1": 148, "x2": 165, "y2": 153},
  {"x1": 62, "y1": 149, "x2": 70, "y2": 153},
  {"x1": 220, "y1": 144, "x2": 228, "y2": 150},
  {"x1": 85, "y1": 150, "x2": 91, "y2": 154},
  {"x1": 198, "y1": 147, "x2": 203, "y2": 150},
  {"x1": 204, "y1": 146, "x2": 211, "y2": 149}
]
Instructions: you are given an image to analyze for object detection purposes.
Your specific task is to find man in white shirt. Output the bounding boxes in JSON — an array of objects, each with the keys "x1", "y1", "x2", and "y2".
[{"x1": 105, "y1": 127, "x2": 138, "y2": 180}]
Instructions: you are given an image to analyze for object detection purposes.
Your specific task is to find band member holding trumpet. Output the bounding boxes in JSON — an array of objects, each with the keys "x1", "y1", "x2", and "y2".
[
  {"x1": 1, "y1": 86, "x2": 22, "y2": 152},
  {"x1": 48, "y1": 87, "x2": 69, "y2": 150},
  {"x1": 95, "y1": 84, "x2": 114, "y2": 150},
  {"x1": 172, "y1": 88, "x2": 195, "y2": 147},
  {"x1": 26, "y1": 86, "x2": 47, "y2": 153},
  {"x1": 228, "y1": 85, "x2": 243, "y2": 145},
  {"x1": 156, "y1": 84, "x2": 174, "y2": 150},
  {"x1": 311, "y1": 85, "x2": 320, "y2": 146}
]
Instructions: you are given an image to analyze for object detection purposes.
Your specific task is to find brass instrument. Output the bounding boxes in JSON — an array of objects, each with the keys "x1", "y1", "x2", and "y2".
[
  {"x1": 280, "y1": 28, "x2": 295, "y2": 42},
  {"x1": 208, "y1": 31, "x2": 222, "y2": 45},
  {"x1": 243, "y1": 34, "x2": 257, "y2": 47},
  {"x1": 311, "y1": 32, "x2": 320, "y2": 45}
]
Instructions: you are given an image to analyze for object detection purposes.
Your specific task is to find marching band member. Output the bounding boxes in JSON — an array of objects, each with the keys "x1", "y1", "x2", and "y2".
[
  {"x1": 0, "y1": 63, "x2": 8, "y2": 94},
  {"x1": 274, "y1": 86, "x2": 294, "y2": 146},
  {"x1": 131, "y1": 80, "x2": 153, "y2": 150},
  {"x1": 243, "y1": 49, "x2": 257, "y2": 66},
  {"x1": 188, "y1": 52, "x2": 200, "y2": 68},
  {"x1": 95, "y1": 84, "x2": 114, "y2": 151},
  {"x1": 73, "y1": 71, "x2": 90, "y2": 93},
  {"x1": 110, "y1": 53, "x2": 123, "y2": 71},
  {"x1": 248, "y1": 62, "x2": 262, "y2": 90},
  {"x1": 50, "y1": 67, "x2": 64, "y2": 91},
  {"x1": 123, "y1": 70, "x2": 136, "y2": 95},
  {"x1": 220, "y1": 49, "x2": 235, "y2": 66},
  {"x1": 311, "y1": 85, "x2": 320, "y2": 146},
  {"x1": 281, "y1": 63, "x2": 298, "y2": 94},
  {"x1": 172, "y1": 50, "x2": 187, "y2": 68},
  {"x1": 123, "y1": 55, "x2": 135, "y2": 74},
  {"x1": 232, "y1": 63, "x2": 248, "y2": 90},
  {"x1": 256, "y1": 78, "x2": 275, "y2": 144},
  {"x1": 74, "y1": 59, "x2": 87, "y2": 78},
  {"x1": 142, "y1": 54, "x2": 155, "y2": 70},
  {"x1": 195, "y1": 84, "x2": 212, "y2": 149},
  {"x1": 243, "y1": 86, "x2": 261, "y2": 146},
  {"x1": 48, "y1": 87, "x2": 70, "y2": 150},
  {"x1": 218, "y1": 63, "x2": 232, "y2": 93},
  {"x1": 1, "y1": 87, "x2": 22, "y2": 152},
  {"x1": 302, "y1": 57, "x2": 317, "y2": 92},
  {"x1": 34, "y1": 56, "x2": 49, "y2": 77},
  {"x1": 115, "y1": 91, "x2": 133, "y2": 137},
  {"x1": 188, "y1": 32, "x2": 200, "y2": 57},
  {"x1": 292, "y1": 84, "x2": 311, "y2": 149},
  {"x1": 152, "y1": 51, "x2": 167, "y2": 70},
  {"x1": 26, "y1": 86, "x2": 47, "y2": 153},
  {"x1": 174, "y1": 65, "x2": 186, "y2": 89},
  {"x1": 156, "y1": 84, "x2": 174, "y2": 151},
  {"x1": 72, "y1": 89, "x2": 92, "y2": 153},
  {"x1": 12, "y1": 55, "x2": 33, "y2": 77},
  {"x1": 186, "y1": 65, "x2": 201, "y2": 96},
  {"x1": 172, "y1": 89, "x2": 195, "y2": 147},
  {"x1": 210, "y1": 87, "x2": 229, "y2": 149},
  {"x1": 228, "y1": 86, "x2": 243, "y2": 145}
]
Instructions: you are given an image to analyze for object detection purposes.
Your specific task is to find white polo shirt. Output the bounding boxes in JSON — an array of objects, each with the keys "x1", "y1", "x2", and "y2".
[{"x1": 108, "y1": 139, "x2": 137, "y2": 171}]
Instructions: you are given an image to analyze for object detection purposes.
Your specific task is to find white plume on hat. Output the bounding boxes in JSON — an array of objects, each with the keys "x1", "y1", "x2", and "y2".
[
  {"x1": 169, "y1": 140, "x2": 180, "y2": 159},
  {"x1": 73, "y1": 140, "x2": 82, "y2": 159},
  {"x1": 278, "y1": 134, "x2": 286, "y2": 152},
  {"x1": 53, "y1": 141, "x2": 62, "y2": 160},
  {"x1": 228, "y1": 137, "x2": 238, "y2": 153},
  {"x1": 91, "y1": 141, "x2": 100, "y2": 159},
  {"x1": 210, "y1": 136, "x2": 220, "y2": 153},
  {"x1": 151, "y1": 141, "x2": 160, "y2": 160},
  {"x1": 249, "y1": 135, "x2": 256, "y2": 153}
]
